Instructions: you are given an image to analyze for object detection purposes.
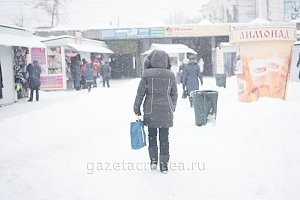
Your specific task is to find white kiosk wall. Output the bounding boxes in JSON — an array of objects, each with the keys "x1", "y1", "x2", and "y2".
[{"x1": 0, "y1": 46, "x2": 16, "y2": 105}]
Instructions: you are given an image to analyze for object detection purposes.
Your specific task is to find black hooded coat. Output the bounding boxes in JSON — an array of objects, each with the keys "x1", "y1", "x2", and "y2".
[{"x1": 133, "y1": 50, "x2": 178, "y2": 128}]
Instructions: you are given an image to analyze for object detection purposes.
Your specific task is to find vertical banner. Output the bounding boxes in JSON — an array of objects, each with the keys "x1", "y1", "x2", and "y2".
[{"x1": 230, "y1": 26, "x2": 296, "y2": 102}]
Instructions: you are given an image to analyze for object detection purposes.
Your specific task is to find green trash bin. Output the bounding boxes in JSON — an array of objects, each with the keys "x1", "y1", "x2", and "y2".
[
  {"x1": 215, "y1": 74, "x2": 227, "y2": 88},
  {"x1": 192, "y1": 90, "x2": 218, "y2": 126}
]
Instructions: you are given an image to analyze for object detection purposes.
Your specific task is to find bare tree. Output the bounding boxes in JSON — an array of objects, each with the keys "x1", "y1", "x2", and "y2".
[
  {"x1": 13, "y1": 15, "x2": 25, "y2": 27},
  {"x1": 13, "y1": 10, "x2": 26, "y2": 27},
  {"x1": 30, "y1": 0, "x2": 66, "y2": 27}
]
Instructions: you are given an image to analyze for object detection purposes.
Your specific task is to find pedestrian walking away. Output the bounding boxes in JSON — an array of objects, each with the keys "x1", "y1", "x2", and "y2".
[
  {"x1": 101, "y1": 61, "x2": 111, "y2": 88},
  {"x1": 182, "y1": 54, "x2": 203, "y2": 107},
  {"x1": 26, "y1": 60, "x2": 41, "y2": 102},
  {"x1": 133, "y1": 50, "x2": 178, "y2": 173},
  {"x1": 177, "y1": 58, "x2": 189, "y2": 98},
  {"x1": 71, "y1": 54, "x2": 81, "y2": 90}
]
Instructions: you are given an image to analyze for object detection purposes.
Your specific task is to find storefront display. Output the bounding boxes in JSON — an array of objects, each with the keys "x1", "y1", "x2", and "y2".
[
  {"x1": 40, "y1": 46, "x2": 64, "y2": 90},
  {"x1": 47, "y1": 47, "x2": 62, "y2": 74},
  {"x1": 13, "y1": 46, "x2": 29, "y2": 99}
]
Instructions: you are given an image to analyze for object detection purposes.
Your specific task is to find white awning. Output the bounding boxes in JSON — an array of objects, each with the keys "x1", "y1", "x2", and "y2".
[
  {"x1": 0, "y1": 32, "x2": 46, "y2": 48},
  {"x1": 142, "y1": 43, "x2": 197, "y2": 55},
  {"x1": 66, "y1": 43, "x2": 113, "y2": 54}
]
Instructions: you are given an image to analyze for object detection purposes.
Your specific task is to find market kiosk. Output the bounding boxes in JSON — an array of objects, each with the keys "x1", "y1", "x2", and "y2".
[
  {"x1": 40, "y1": 35, "x2": 113, "y2": 90},
  {"x1": 0, "y1": 24, "x2": 46, "y2": 106}
]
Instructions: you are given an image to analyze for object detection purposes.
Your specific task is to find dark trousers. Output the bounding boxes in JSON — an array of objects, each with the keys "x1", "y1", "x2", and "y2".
[
  {"x1": 29, "y1": 88, "x2": 39, "y2": 101},
  {"x1": 93, "y1": 76, "x2": 97, "y2": 87},
  {"x1": 148, "y1": 127, "x2": 169, "y2": 164},
  {"x1": 103, "y1": 78, "x2": 110, "y2": 87},
  {"x1": 85, "y1": 79, "x2": 94, "y2": 92}
]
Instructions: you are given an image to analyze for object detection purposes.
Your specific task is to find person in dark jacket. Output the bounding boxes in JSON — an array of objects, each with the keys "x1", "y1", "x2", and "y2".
[
  {"x1": 177, "y1": 58, "x2": 189, "y2": 98},
  {"x1": 80, "y1": 59, "x2": 88, "y2": 89},
  {"x1": 182, "y1": 55, "x2": 203, "y2": 107},
  {"x1": 83, "y1": 62, "x2": 94, "y2": 92},
  {"x1": 0, "y1": 62, "x2": 3, "y2": 99},
  {"x1": 101, "y1": 61, "x2": 111, "y2": 88},
  {"x1": 71, "y1": 54, "x2": 81, "y2": 90},
  {"x1": 27, "y1": 60, "x2": 41, "y2": 102},
  {"x1": 133, "y1": 50, "x2": 178, "y2": 173},
  {"x1": 297, "y1": 52, "x2": 300, "y2": 79}
]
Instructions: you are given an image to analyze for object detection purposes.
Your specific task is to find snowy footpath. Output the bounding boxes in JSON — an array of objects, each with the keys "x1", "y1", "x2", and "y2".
[{"x1": 0, "y1": 77, "x2": 300, "y2": 200}]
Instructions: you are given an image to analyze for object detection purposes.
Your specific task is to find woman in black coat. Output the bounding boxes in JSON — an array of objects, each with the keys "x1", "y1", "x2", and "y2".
[
  {"x1": 133, "y1": 50, "x2": 178, "y2": 173},
  {"x1": 27, "y1": 60, "x2": 41, "y2": 101}
]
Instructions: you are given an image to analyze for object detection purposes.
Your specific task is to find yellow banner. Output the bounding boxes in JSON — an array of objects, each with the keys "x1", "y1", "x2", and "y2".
[{"x1": 165, "y1": 24, "x2": 230, "y2": 37}]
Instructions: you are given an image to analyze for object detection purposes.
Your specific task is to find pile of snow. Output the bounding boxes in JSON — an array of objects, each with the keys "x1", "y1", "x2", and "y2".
[{"x1": 0, "y1": 77, "x2": 299, "y2": 200}]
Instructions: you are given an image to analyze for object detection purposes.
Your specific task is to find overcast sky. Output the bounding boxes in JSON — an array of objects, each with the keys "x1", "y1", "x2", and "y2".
[{"x1": 0, "y1": 0, "x2": 209, "y2": 29}]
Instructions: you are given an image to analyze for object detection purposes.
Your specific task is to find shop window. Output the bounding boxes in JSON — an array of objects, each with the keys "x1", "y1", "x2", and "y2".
[{"x1": 47, "y1": 47, "x2": 62, "y2": 74}]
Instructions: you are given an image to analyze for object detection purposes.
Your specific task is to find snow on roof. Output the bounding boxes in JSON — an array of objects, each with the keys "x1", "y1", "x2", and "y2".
[
  {"x1": 0, "y1": 32, "x2": 46, "y2": 48},
  {"x1": 249, "y1": 18, "x2": 271, "y2": 24},
  {"x1": 65, "y1": 43, "x2": 113, "y2": 54},
  {"x1": 290, "y1": 18, "x2": 300, "y2": 23},
  {"x1": 49, "y1": 25, "x2": 88, "y2": 31},
  {"x1": 198, "y1": 19, "x2": 213, "y2": 25},
  {"x1": 231, "y1": 19, "x2": 295, "y2": 29},
  {"x1": 40, "y1": 34, "x2": 113, "y2": 53},
  {"x1": 40, "y1": 35, "x2": 105, "y2": 45},
  {"x1": 142, "y1": 43, "x2": 197, "y2": 55},
  {"x1": 0, "y1": 24, "x2": 46, "y2": 48}
]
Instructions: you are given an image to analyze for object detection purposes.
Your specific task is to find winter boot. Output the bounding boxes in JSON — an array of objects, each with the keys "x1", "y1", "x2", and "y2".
[
  {"x1": 36, "y1": 90, "x2": 39, "y2": 101},
  {"x1": 160, "y1": 162, "x2": 168, "y2": 173},
  {"x1": 159, "y1": 155, "x2": 169, "y2": 173},
  {"x1": 150, "y1": 161, "x2": 158, "y2": 170},
  {"x1": 148, "y1": 146, "x2": 158, "y2": 170},
  {"x1": 28, "y1": 89, "x2": 33, "y2": 101}
]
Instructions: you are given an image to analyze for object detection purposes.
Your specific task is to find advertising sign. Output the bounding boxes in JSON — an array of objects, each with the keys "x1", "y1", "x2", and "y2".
[
  {"x1": 40, "y1": 75, "x2": 64, "y2": 90},
  {"x1": 165, "y1": 24, "x2": 230, "y2": 37},
  {"x1": 101, "y1": 28, "x2": 151, "y2": 39},
  {"x1": 230, "y1": 26, "x2": 296, "y2": 102}
]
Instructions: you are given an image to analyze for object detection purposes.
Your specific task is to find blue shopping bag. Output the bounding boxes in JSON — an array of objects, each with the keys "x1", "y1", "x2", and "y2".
[{"x1": 130, "y1": 119, "x2": 146, "y2": 149}]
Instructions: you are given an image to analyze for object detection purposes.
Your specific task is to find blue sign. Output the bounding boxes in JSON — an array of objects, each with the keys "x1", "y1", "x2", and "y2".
[
  {"x1": 101, "y1": 29, "x2": 115, "y2": 39},
  {"x1": 100, "y1": 28, "x2": 151, "y2": 39}
]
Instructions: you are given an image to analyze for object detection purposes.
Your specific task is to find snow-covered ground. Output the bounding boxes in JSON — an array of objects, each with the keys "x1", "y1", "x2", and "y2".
[{"x1": 0, "y1": 77, "x2": 299, "y2": 200}]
